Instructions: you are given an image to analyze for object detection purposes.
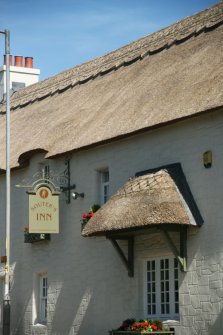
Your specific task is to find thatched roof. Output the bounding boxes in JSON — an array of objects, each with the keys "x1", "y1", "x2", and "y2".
[
  {"x1": 0, "y1": 2, "x2": 223, "y2": 170},
  {"x1": 82, "y1": 164, "x2": 203, "y2": 237}
]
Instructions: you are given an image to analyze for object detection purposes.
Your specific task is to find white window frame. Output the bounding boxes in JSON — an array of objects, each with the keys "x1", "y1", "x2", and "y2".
[
  {"x1": 144, "y1": 257, "x2": 179, "y2": 320},
  {"x1": 39, "y1": 276, "x2": 48, "y2": 323},
  {"x1": 100, "y1": 170, "x2": 109, "y2": 204}
]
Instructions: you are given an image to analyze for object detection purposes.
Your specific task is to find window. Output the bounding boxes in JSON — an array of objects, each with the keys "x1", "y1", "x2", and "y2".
[
  {"x1": 100, "y1": 170, "x2": 109, "y2": 204},
  {"x1": 145, "y1": 257, "x2": 179, "y2": 319},
  {"x1": 38, "y1": 163, "x2": 50, "y2": 182},
  {"x1": 39, "y1": 276, "x2": 48, "y2": 323},
  {"x1": 41, "y1": 165, "x2": 50, "y2": 180},
  {"x1": 12, "y1": 81, "x2": 25, "y2": 92}
]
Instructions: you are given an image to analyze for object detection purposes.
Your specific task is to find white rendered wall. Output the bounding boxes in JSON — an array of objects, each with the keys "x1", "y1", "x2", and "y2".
[
  {"x1": 0, "y1": 65, "x2": 40, "y2": 100},
  {"x1": 0, "y1": 110, "x2": 222, "y2": 334}
]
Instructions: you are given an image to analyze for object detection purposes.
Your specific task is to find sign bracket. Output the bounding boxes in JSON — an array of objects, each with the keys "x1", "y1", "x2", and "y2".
[{"x1": 60, "y1": 158, "x2": 76, "y2": 203}]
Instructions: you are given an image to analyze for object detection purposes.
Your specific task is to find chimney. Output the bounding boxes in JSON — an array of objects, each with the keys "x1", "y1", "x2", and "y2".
[
  {"x1": 14, "y1": 55, "x2": 23, "y2": 67},
  {"x1": 3, "y1": 55, "x2": 12, "y2": 66},
  {"x1": 25, "y1": 57, "x2": 33, "y2": 68},
  {"x1": 0, "y1": 54, "x2": 40, "y2": 100}
]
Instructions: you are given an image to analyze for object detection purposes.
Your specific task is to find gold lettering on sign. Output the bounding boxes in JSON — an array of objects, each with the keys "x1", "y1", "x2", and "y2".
[
  {"x1": 31, "y1": 201, "x2": 57, "y2": 212},
  {"x1": 36, "y1": 213, "x2": 52, "y2": 221}
]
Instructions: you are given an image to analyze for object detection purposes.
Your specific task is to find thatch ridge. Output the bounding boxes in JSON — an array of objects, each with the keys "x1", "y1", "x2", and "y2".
[{"x1": 0, "y1": 1, "x2": 222, "y2": 112}]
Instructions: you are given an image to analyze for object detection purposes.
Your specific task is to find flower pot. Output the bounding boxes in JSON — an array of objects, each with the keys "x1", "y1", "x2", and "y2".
[
  {"x1": 24, "y1": 233, "x2": 50, "y2": 243},
  {"x1": 109, "y1": 331, "x2": 175, "y2": 335}
]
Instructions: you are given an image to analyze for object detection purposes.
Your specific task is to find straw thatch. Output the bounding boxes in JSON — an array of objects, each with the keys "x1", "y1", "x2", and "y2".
[
  {"x1": 82, "y1": 167, "x2": 200, "y2": 237},
  {"x1": 0, "y1": 2, "x2": 222, "y2": 170}
]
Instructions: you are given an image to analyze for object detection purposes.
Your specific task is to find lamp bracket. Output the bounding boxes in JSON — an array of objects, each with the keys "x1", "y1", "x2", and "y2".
[{"x1": 160, "y1": 226, "x2": 187, "y2": 272}]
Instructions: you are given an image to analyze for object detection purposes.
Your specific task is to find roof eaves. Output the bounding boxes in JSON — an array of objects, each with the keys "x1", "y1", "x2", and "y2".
[{"x1": 45, "y1": 106, "x2": 223, "y2": 161}]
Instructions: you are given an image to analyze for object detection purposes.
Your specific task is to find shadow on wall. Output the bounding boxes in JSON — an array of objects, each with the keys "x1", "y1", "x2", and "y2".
[
  {"x1": 49, "y1": 283, "x2": 92, "y2": 335},
  {"x1": 9, "y1": 262, "x2": 32, "y2": 334},
  {"x1": 49, "y1": 240, "x2": 135, "y2": 335},
  {"x1": 209, "y1": 308, "x2": 223, "y2": 335}
]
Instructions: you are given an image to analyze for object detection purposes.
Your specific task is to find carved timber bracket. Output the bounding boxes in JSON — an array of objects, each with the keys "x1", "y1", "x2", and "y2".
[
  {"x1": 107, "y1": 225, "x2": 187, "y2": 277},
  {"x1": 160, "y1": 225, "x2": 187, "y2": 272},
  {"x1": 108, "y1": 236, "x2": 134, "y2": 277}
]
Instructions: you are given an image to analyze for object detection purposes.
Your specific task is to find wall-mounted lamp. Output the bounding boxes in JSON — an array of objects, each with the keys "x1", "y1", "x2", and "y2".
[
  {"x1": 203, "y1": 150, "x2": 212, "y2": 168},
  {"x1": 71, "y1": 191, "x2": 85, "y2": 200}
]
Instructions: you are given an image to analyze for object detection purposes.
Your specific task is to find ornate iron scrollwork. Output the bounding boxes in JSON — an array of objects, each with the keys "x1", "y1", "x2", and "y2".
[
  {"x1": 16, "y1": 157, "x2": 75, "y2": 203},
  {"x1": 60, "y1": 158, "x2": 76, "y2": 203}
]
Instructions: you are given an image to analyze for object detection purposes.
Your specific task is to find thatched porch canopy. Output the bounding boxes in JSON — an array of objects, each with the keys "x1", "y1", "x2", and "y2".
[{"x1": 82, "y1": 164, "x2": 203, "y2": 237}]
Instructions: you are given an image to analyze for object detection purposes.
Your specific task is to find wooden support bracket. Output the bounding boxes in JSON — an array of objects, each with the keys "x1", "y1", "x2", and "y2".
[
  {"x1": 161, "y1": 226, "x2": 187, "y2": 272},
  {"x1": 109, "y1": 237, "x2": 134, "y2": 277}
]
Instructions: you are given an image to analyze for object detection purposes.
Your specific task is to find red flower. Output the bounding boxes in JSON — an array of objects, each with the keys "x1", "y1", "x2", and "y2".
[
  {"x1": 142, "y1": 321, "x2": 148, "y2": 327},
  {"x1": 81, "y1": 205, "x2": 101, "y2": 225},
  {"x1": 117, "y1": 318, "x2": 162, "y2": 332}
]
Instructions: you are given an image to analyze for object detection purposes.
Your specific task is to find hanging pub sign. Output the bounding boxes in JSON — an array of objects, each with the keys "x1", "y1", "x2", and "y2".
[{"x1": 28, "y1": 183, "x2": 60, "y2": 234}]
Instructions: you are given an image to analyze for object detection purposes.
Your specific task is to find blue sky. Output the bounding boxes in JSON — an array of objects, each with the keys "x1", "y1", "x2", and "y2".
[{"x1": 0, "y1": 0, "x2": 219, "y2": 81}]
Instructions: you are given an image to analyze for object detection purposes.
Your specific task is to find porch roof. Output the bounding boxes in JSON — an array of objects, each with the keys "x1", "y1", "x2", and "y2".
[{"x1": 82, "y1": 164, "x2": 203, "y2": 237}]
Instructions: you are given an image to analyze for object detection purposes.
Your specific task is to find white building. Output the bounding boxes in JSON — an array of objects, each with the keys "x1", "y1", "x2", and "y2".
[
  {"x1": 0, "y1": 55, "x2": 40, "y2": 101},
  {"x1": 0, "y1": 2, "x2": 222, "y2": 335}
]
